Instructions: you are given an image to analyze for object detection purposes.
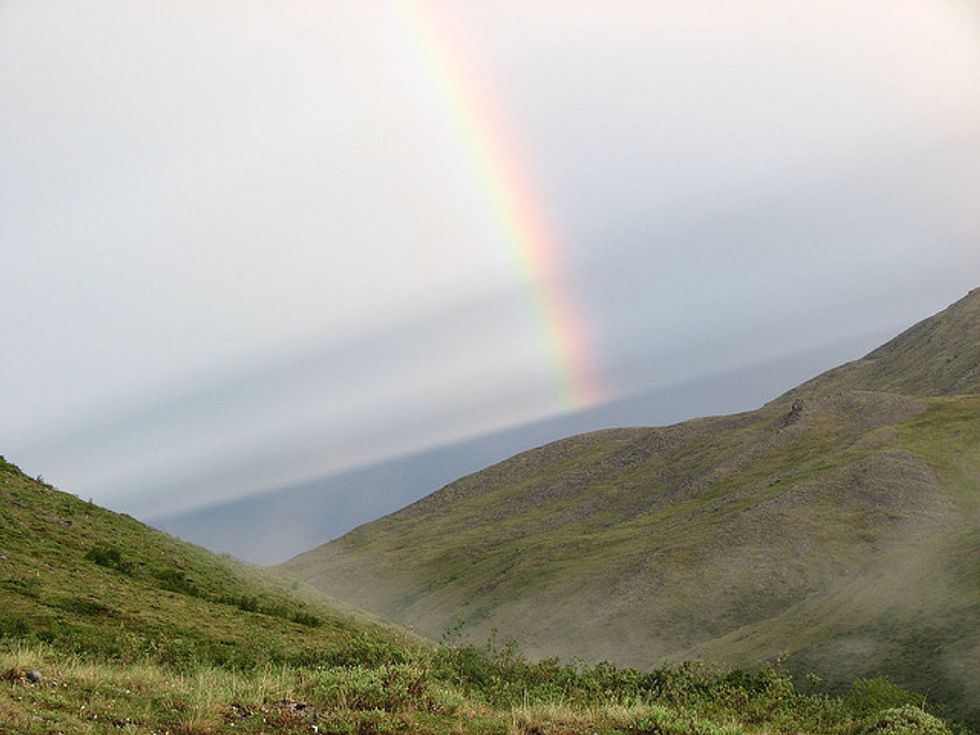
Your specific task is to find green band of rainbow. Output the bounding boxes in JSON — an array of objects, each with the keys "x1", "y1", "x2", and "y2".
[{"x1": 403, "y1": 0, "x2": 604, "y2": 410}]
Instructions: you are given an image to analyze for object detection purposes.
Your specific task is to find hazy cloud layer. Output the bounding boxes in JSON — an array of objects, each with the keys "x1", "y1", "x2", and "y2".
[
  {"x1": 2, "y1": 1, "x2": 978, "y2": 518},
  {"x1": 156, "y1": 332, "x2": 890, "y2": 564}
]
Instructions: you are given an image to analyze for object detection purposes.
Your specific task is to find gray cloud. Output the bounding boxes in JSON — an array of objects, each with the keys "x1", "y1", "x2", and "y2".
[{"x1": 1, "y1": 1, "x2": 978, "y2": 520}]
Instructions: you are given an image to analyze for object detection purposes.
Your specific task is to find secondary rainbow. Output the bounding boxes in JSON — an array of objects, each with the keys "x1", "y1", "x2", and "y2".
[{"x1": 402, "y1": 0, "x2": 604, "y2": 410}]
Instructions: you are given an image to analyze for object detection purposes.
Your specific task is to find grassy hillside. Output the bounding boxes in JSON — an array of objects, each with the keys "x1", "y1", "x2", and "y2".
[
  {"x1": 281, "y1": 289, "x2": 980, "y2": 723},
  {"x1": 2, "y1": 460, "x2": 961, "y2": 734},
  {"x1": 0, "y1": 455, "x2": 415, "y2": 671}
]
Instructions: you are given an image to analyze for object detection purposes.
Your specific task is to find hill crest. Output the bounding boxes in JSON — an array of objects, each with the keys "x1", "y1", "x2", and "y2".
[{"x1": 281, "y1": 288, "x2": 980, "y2": 722}]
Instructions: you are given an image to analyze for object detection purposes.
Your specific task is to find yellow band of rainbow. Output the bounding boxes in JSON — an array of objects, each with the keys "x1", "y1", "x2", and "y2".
[{"x1": 402, "y1": 0, "x2": 603, "y2": 410}]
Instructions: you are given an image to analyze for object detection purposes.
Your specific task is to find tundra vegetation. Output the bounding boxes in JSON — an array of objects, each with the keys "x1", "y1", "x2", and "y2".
[
  {"x1": 281, "y1": 290, "x2": 980, "y2": 725},
  {"x1": 0, "y1": 458, "x2": 970, "y2": 734}
]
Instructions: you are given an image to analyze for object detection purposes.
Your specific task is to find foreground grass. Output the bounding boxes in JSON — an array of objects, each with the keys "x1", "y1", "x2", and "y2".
[{"x1": 0, "y1": 640, "x2": 964, "y2": 735}]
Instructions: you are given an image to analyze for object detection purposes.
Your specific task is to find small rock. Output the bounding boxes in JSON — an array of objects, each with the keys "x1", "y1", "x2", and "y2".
[
  {"x1": 783, "y1": 400, "x2": 804, "y2": 426},
  {"x1": 26, "y1": 669, "x2": 43, "y2": 683}
]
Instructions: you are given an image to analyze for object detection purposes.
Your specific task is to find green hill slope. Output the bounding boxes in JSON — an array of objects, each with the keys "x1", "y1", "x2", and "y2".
[
  {"x1": 0, "y1": 456, "x2": 416, "y2": 670},
  {"x1": 281, "y1": 288, "x2": 980, "y2": 722},
  {"x1": 5, "y1": 456, "x2": 956, "y2": 735}
]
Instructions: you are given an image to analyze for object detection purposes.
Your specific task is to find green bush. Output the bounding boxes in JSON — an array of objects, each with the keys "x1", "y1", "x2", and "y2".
[
  {"x1": 50, "y1": 596, "x2": 116, "y2": 617},
  {"x1": 291, "y1": 611, "x2": 322, "y2": 627},
  {"x1": 848, "y1": 677, "x2": 924, "y2": 717},
  {"x1": 309, "y1": 664, "x2": 437, "y2": 712},
  {"x1": 0, "y1": 578, "x2": 40, "y2": 598},
  {"x1": 0, "y1": 612, "x2": 30, "y2": 639},
  {"x1": 859, "y1": 705, "x2": 952, "y2": 735},
  {"x1": 318, "y1": 709, "x2": 407, "y2": 735},
  {"x1": 634, "y1": 704, "x2": 746, "y2": 735},
  {"x1": 84, "y1": 544, "x2": 133, "y2": 574},
  {"x1": 323, "y1": 633, "x2": 411, "y2": 668},
  {"x1": 215, "y1": 594, "x2": 321, "y2": 627},
  {"x1": 153, "y1": 568, "x2": 201, "y2": 597}
]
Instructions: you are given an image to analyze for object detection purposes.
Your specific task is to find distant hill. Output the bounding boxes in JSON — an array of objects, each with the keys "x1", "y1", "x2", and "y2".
[
  {"x1": 155, "y1": 332, "x2": 885, "y2": 565},
  {"x1": 281, "y1": 288, "x2": 980, "y2": 722}
]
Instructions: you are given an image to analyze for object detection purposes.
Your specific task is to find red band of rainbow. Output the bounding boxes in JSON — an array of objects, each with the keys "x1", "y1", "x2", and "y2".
[{"x1": 402, "y1": 0, "x2": 604, "y2": 410}]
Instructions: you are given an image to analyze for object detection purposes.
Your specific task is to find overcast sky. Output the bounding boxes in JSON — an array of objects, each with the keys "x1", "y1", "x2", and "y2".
[{"x1": 2, "y1": 1, "x2": 979, "y2": 519}]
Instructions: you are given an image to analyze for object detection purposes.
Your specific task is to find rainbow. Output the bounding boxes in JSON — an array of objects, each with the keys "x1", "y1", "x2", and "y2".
[{"x1": 401, "y1": 1, "x2": 604, "y2": 410}]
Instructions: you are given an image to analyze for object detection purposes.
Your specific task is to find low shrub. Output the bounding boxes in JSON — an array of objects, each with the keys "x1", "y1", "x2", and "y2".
[
  {"x1": 0, "y1": 578, "x2": 40, "y2": 598},
  {"x1": 308, "y1": 663, "x2": 437, "y2": 712},
  {"x1": 291, "y1": 611, "x2": 322, "y2": 628},
  {"x1": 633, "y1": 704, "x2": 746, "y2": 735},
  {"x1": 848, "y1": 677, "x2": 924, "y2": 717},
  {"x1": 323, "y1": 633, "x2": 411, "y2": 668},
  {"x1": 50, "y1": 596, "x2": 116, "y2": 617},
  {"x1": 318, "y1": 709, "x2": 408, "y2": 735},
  {"x1": 859, "y1": 705, "x2": 952, "y2": 735},
  {"x1": 84, "y1": 544, "x2": 133, "y2": 574},
  {"x1": 153, "y1": 568, "x2": 201, "y2": 597},
  {"x1": 0, "y1": 612, "x2": 31, "y2": 639}
]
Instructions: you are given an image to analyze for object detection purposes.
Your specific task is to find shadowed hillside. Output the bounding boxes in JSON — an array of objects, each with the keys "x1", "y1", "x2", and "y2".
[{"x1": 281, "y1": 288, "x2": 980, "y2": 722}]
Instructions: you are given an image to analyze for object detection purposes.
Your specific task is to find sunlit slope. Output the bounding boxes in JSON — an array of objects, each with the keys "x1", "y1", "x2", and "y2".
[
  {"x1": 281, "y1": 288, "x2": 980, "y2": 720},
  {"x1": 0, "y1": 458, "x2": 417, "y2": 668}
]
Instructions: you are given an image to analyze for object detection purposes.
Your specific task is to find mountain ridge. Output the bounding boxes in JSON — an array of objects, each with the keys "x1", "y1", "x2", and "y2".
[
  {"x1": 779, "y1": 286, "x2": 980, "y2": 399},
  {"x1": 155, "y1": 331, "x2": 890, "y2": 565},
  {"x1": 281, "y1": 288, "x2": 980, "y2": 721}
]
